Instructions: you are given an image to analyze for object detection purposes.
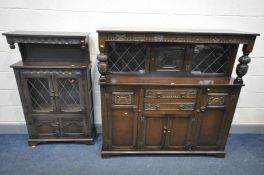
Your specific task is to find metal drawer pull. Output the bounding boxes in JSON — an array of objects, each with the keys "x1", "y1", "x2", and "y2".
[
  {"x1": 179, "y1": 104, "x2": 184, "y2": 110},
  {"x1": 156, "y1": 92, "x2": 161, "y2": 98},
  {"x1": 200, "y1": 106, "x2": 206, "y2": 112},
  {"x1": 132, "y1": 106, "x2": 137, "y2": 112},
  {"x1": 180, "y1": 93, "x2": 186, "y2": 98},
  {"x1": 156, "y1": 104, "x2": 160, "y2": 110}
]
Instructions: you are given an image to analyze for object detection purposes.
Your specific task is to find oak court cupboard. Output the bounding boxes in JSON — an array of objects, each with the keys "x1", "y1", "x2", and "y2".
[{"x1": 96, "y1": 27, "x2": 259, "y2": 158}]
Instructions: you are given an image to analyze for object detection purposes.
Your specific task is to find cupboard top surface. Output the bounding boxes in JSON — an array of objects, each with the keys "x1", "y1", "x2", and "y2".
[
  {"x1": 97, "y1": 27, "x2": 259, "y2": 36},
  {"x1": 11, "y1": 61, "x2": 91, "y2": 69},
  {"x1": 3, "y1": 31, "x2": 90, "y2": 63},
  {"x1": 2, "y1": 31, "x2": 89, "y2": 37},
  {"x1": 101, "y1": 75, "x2": 242, "y2": 86}
]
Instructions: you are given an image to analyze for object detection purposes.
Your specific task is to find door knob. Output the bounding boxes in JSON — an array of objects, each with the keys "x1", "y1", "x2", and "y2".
[{"x1": 132, "y1": 106, "x2": 137, "y2": 112}]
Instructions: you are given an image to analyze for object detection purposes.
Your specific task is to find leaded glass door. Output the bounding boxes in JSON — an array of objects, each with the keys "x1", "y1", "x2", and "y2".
[
  {"x1": 53, "y1": 70, "x2": 85, "y2": 113},
  {"x1": 21, "y1": 73, "x2": 56, "y2": 113}
]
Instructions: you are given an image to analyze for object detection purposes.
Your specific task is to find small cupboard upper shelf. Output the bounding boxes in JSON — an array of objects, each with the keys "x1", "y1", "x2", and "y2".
[{"x1": 2, "y1": 31, "x2": 90, "y2": 62}]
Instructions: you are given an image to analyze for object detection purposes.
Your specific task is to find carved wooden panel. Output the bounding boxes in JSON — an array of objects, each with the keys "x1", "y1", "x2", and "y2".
[
  {"x1": 145, "y1": 89, "x2": 197, "y2": 99},
  {"x1": 60, "y1": 118, "x2": 85, "y2": 137},
  {"x1": 103, "y1": 33, "x2": 251, "y2": 44},
  {"x1": 21, "y1": 69, "x2": 81, "y2": 76},
  {"x1": 112, "y1": 92, "x2": 134, "y2": 105},
  {"x1": 207, "y1": 93, "x2": 228, "y2": 107},
  {"x1": 144, "y1": 102, "x2": 195, "y2": 111},
  {"x1": 33, "y1": 118, "x2": 60, "y2": 138},
  {"x1": 150, "y1": 47, "x2": 185, "y2": 71}
]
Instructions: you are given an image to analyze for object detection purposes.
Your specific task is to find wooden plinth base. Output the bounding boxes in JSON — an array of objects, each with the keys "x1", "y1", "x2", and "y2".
[
  {"x1": 28, "y1": 138, "x2": 95, "y2": 147},
  {"x1": 101, "y1": 150, "x2": 226, "y2": 159}
]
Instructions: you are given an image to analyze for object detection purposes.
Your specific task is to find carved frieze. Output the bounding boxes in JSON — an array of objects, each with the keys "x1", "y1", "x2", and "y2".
[
  {"x1": 145, "y1": 89, "x2": 197, "y2": 99},
  {"x1": 144, "y1": 102, "x2": 195, "y2": 111},
  {"x1": 6, "y1": 36, "x2": 85, "y2": 45},
  {"x1": 207, "y1": 93, "x2": 228, "y2": 106},
  {"x1": 21, "y1": 69, "x2": 81, "y2": 75},
  {"x1": 104, "y1": 33, "x2": 251, "y2": 44}
]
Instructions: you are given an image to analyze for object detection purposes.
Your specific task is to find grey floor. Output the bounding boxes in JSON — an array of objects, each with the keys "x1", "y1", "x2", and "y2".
[{"x1": 0, "y1": 134, "x2": 263, "y2": 175}]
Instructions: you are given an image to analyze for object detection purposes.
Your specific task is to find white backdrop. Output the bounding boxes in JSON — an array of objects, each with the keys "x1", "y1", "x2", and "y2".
[{"x1": 0, "y1": 0, "x2": 264, "y2": 127}]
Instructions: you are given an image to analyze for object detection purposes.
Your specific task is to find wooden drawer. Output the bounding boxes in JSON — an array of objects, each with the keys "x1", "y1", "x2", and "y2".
[
  {"x1": 145, "y1": 89, "x2": 197, "y2": 99},
  {"x1": 144, "y1": 102, "x2": 195, "y2": 111}
]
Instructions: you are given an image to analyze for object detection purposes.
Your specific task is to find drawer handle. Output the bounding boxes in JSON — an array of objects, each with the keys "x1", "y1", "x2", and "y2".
[
  {"x1": 180, "y1": 93, "x2": 186, "y2": 98},
  {"x1": 132, "y1": 106, "x2": 137, "y2": 112},
  {"x1": 156, "y1": 104, "x2": 160, "y2": 110},
  {"x1": 179, "y1": 104, "x2": 184, "y2": 110},
  {"x1": 200, "y1": 106, "x2": 206, "y2": 112},
  {"x1": 156, "y1": 92, "x2": 161, "y2": 98}
]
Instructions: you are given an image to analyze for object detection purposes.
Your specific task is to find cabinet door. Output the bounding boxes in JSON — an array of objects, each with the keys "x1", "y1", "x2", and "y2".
[
  {"x1": 32, "y1": 117, "x2": 60, "y2": 138},
  {"x1": 166, "y1": 115, "x2": 194, "y2": 150},
  {"x1": 195, "y1": 88, "x2": 231, "y2": 149},
  {"x1": 149, "y1": 45, "x2": 187, "y2": 72},
  {"x1": 53, "y1": 70, "x2": 85, "y2": 113},
  {"x1": 21, "y1": 73, "x2": 56, "y2": 113},
  {"x1": 140, "y1": 115, "x2": 168, "y2": 150},
  {"x1": 109, "y1": 88, "x2": 139, "y2": 150},
  {"x1": 140, "y1": 114, "x2": 194, "y2": 150},
  {"x1": 60, "y1": 117, "x2": 86, "y2": 138}
]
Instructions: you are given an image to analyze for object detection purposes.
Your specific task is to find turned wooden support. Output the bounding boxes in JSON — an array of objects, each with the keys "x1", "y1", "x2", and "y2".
[
  {"x1": 97, "y1": 53, "x2": 108, "y2": 82},
  {"x1": 9, "y1": 42, "x2": 15, "y2": 49},
  {"x1": 234, "y1": 42, "x2": 254, "y2": 84}
]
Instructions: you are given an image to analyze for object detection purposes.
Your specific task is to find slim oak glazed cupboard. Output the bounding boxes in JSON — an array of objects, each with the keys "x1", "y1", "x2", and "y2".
[
  {"x1": 3, "y1": 31, "x2": 96, "y2": 146},
  {"x1": 97, "y1": 28, "x2": 259, "y2": 158}
]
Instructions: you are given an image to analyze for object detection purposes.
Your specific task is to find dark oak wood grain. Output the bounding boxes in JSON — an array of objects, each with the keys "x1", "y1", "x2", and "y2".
[
  {"x1": 4, "y1": 31, "x2": 96, "y2": 146},
  {"x1": 97, "y1": 28, "x2": 259, "y2": 158}
]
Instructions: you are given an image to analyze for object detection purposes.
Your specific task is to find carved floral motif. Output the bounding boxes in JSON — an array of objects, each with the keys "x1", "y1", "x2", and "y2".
[
  {"x1": 208, "y1": 96, "x2": 225, "y2": 106},
  {"x1": 145, "y1": 89, "x2": 197, "y2": 98},
  {"x1": 144, "y1": 103, "x2": 195, "y2": 111},
  {"x1": 112, "y1": 92, "x2": 134, "y2": 105},
  {"x1": 113, "y1": 95, "x2": 132, "y2": 105}
]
